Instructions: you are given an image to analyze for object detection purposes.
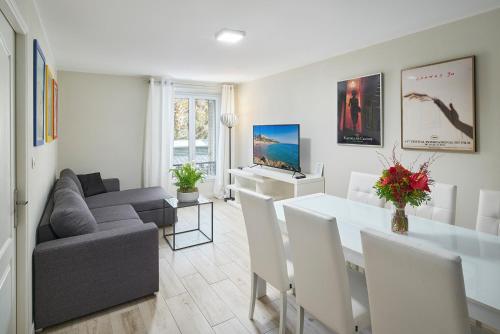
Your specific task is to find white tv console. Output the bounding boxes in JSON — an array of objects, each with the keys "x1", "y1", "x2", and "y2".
[{"x1": 226, "y1": 166, "x2": 325, "y2": 207}]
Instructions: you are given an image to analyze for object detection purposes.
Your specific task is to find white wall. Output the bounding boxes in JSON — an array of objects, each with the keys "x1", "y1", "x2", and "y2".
[
  {"x1": 58, "y1": 72, "x2": 217, "y2": 195},
  {"x1": 58, "y1": 71, "x2": 147, "y2": 189},
  {"x1": 236, "y1": 9, "x2": 500, "y2": 230},
  {"x1": 13, "y1": 0, "x2": 58, "y2": 332}
]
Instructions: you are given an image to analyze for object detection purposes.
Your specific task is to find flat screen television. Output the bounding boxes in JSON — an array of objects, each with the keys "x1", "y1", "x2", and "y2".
[{"x1": 253, "y1": 124, "x2": 300, "y2": 172}]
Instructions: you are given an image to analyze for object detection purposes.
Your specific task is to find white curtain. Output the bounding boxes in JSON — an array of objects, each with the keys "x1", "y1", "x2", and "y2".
[
  {"x1": 213, "y1": 84, "x2": 235, "y2": 198},
  {"x1": 143, "y1": 78, "x2": 173, "y2": 192}
]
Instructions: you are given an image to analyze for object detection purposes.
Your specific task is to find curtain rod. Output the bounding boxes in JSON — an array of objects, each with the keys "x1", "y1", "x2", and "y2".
[
  {"x1": 145, "y1": 79, "x2": 173, "y2": 84},
  {"x1": 145, "y1": 79, "x2": 229, "y2": 87},
  {"x1": 145, "y1": 79, "x2": 211, "y2": 85}
]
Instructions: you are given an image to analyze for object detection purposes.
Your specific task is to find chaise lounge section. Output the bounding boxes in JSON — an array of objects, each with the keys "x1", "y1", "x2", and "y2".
[
  {"x1": 33, "y1": 169, "x2": 174, "y2": 330},
  {"x1": 85, "y1": 186, "x2": 173, "y2": 227}
]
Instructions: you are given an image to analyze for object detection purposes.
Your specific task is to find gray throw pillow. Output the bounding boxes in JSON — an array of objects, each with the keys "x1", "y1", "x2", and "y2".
[
  {"x1": 54, "y1": 176, "x2": 81, "y2": 196},
  {"x1": 60, "y1": 168, "x2": 85, "y2": 197},
  {"x1": 50, "y1": 188, "x2": 98, "y2": 238}
]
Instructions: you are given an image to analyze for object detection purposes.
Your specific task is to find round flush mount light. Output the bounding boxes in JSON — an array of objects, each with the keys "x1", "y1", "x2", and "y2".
[{"x1": 215, "y1": 29, "x2": 246, "y2": 44}]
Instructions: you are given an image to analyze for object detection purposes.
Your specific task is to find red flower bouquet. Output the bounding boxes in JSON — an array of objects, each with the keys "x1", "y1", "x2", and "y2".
[{"x1": 374, "y1": 148, "x2": 435, "y2": 233}]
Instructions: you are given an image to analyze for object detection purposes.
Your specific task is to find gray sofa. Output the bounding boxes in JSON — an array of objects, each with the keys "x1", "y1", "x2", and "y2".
[{"x1": 33, "y1": 169, "x2": 175, "y2": 330}]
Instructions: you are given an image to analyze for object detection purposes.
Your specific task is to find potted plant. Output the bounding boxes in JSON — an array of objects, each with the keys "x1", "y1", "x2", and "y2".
[
  {"x1": 170, "y1": 162, "x2": 205, "y2": 202},
  {"x1": 374, "y1": 148, "x2": 435, "y2": 234}
]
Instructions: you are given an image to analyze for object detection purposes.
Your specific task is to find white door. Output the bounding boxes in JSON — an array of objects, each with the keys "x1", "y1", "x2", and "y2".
[{"x1": 0, "y1": 10, "x2": 16, "y2": 334}]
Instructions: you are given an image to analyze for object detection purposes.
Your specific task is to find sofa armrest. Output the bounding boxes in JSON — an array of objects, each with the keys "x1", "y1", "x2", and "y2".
[
  {"x1": 102, "y1": 178, "x2": 120, "y2": 192},
  {"x1": 33, "y1": 223, "x2": 158, "y2": 329}
]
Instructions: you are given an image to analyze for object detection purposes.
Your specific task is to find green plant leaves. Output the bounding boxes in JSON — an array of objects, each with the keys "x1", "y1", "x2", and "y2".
[{"x1": 170, "y1": 163, "x2": 205, "y2": 193}]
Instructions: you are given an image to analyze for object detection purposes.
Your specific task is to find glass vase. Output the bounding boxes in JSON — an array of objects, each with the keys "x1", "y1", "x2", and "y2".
[{"x1": 391, "y1": 206, "x2": 408, "y2": 234}]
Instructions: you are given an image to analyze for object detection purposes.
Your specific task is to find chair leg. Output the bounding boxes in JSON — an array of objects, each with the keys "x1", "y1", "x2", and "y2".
[
  {"x1": 256, "y1": 275, "x2": 267, "y2": 298},
  {"x1": 249, "y1": 272, "x2": 257, "y2": 320},
  {"x1": 296, "y1": 305, "x2": 304, "y2": 334},
  {"x1": 279, "y1": 292, "x2": 287, "y2": 334}
]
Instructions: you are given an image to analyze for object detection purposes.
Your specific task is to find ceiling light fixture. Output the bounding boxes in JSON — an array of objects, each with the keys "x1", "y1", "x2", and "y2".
[{"x1": 215, "y1": 29, "x2": 246, "y2": 44}]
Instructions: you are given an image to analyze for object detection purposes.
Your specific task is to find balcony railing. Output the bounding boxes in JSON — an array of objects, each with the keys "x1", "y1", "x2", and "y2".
[{"x1": 172, "y1": 161, "x2": 216, "y2": 176}]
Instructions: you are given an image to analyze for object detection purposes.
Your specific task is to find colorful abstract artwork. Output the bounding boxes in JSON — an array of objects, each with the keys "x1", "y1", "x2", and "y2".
[
  {"x1": 33, "y1": 39, "x2": 45, "y2": 146},
  {"x1": 45, "y1": 65, "x2": 54, "y2": 143},
  {"x1": 53, "y1": 80, "x2": 58, "y2": 139}
]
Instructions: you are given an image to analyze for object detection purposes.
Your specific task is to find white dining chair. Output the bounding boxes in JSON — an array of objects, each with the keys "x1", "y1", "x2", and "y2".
[
  {"x1": 238, "y1": 188, "x2": 293, "y2": 334},
  {"x1": 361, "y1": 228, "x2": 470, "y2": 334},
  {"x1": 283, "y1": 204, "x2": 370, "y2": 334},
  {"x1": 476, "y1": 189, "x2": 500, "y2": 235},
  {"x1": 406, "y1": 182, "x2": 457, "y2": 225},
  {"x1": 347, "y1": 171, "x2": 385, "y2": 207}
]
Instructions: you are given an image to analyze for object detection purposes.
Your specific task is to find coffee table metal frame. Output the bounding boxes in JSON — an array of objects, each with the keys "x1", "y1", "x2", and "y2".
[{"x1": 162, "y1": 196, "x2": 213, "y2": 251}]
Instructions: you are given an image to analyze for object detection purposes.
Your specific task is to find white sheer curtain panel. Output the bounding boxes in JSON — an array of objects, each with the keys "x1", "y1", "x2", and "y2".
[
  {"x1": 213, "y1": 84, "x2": 235, "y2": 198},
  {"x1": 143, "y1": 78, "x2": 173, "y2": 192}
]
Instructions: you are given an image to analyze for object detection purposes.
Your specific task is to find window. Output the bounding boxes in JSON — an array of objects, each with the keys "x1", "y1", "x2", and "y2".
[{"x1": 173, "y1": 92, "x2": 219, "y2": 177}]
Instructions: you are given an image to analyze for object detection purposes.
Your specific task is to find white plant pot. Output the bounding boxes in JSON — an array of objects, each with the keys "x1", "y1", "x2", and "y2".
[{"x1": 177, "y1": 190, "x2": 199, "y2": 203}]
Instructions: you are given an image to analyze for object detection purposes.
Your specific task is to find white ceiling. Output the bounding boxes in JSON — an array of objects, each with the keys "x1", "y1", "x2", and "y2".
[{"x1": 37, "y1": 0, "x2": 500, "y2": 83}]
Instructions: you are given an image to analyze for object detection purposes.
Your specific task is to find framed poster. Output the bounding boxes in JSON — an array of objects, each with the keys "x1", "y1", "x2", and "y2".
[
  {"x1": 33, "y1": 39, "x2": 46, "y2": 146},
  {"x1": 401, "y1": 56, "x2": 475, "y2": 152},
  {"x1": 45, "y1": 65, "x2": 54, "y2": 143},
  {"x1": 53, "y1": 80, "x2": 58, "y2": 139},
  {"x1": 337, "y1": 73, "x2": 383, "y2": 146}
]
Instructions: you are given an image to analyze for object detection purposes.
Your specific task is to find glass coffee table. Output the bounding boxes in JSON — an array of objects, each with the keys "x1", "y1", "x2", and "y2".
[{"x1": 163, "y1": 196, "x2": 213, "y2": 251}]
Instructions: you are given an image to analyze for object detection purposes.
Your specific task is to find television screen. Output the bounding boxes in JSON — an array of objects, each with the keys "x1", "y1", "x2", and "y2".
[{"x1": 253, "y1": 124, "x2": 300, "y2": 172}]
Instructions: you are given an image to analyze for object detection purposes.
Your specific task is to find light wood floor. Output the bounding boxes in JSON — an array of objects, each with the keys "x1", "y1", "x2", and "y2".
[
  {"x1": 42, "y1": 200, "x2": 495, "y2": 334},
  {"x1": 42, "y1": 200, "x2": 334, "y2": 334}
]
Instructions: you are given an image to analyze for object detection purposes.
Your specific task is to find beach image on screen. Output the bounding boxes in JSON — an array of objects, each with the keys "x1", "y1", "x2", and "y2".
[{"x1": 253, "y1": 124, "x2": 299, "y2": 171}]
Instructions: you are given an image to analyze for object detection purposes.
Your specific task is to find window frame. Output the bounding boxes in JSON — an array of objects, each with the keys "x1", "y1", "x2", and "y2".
[{"x1": 172, "y1": 90, "x2": 220, "y2": 179}]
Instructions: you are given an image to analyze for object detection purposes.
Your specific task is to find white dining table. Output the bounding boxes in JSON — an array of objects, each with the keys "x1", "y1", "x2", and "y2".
[{"x1": 273, "y1": 193, "x2": 500, "y2": 330}]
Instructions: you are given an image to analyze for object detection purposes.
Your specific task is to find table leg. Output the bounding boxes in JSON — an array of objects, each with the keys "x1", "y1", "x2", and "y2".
[
  {"x1": 162, "y1": 201, "x2": 165, "y2": 238},
  {"x1": 198, "y1": 204, "x2": 200, "y2": 230},
  {"x1": 173, "y1": 208, "x2": 176, "y2": 250},
  {"x1": 256, "y1": 276, "x2": 267, "y2": 298}
]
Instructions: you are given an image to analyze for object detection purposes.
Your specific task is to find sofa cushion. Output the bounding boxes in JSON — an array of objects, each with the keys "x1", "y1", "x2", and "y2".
[
  {"x1": 91, "y1": 204, "x2": 139, "y2": 224},
  {"x1": 77, "y1": 172, "x2": 107, "y2": 197},
  {"x1": 54, "y1": 176, "x2": 81, "y2": 196},
  {"x1": 60, "y1": 168, "x2": 85, "y2": 197},
  {"x1": 37, "y1": 192, "x2": 57, "y2": 243},
  {"x1": 50, "y1": 189, "x2": 98, "y2": 238},
  {"x1": 102, "y1": 178, "x2": 120, "y2": 192},
  {"x1": 85, "y1": 187, "x2": 169, "y2": 212},
  {"x1": 38, "y1": 219, "x2": 57, "y2": 243},
  {"x1": 97, "y1": 219, "x2": 143, "y2": 232}
]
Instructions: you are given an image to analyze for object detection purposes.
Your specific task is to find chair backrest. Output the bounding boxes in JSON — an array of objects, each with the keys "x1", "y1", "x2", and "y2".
[
  {"x1": 238, "y1": 189, "x2": 290, "y2": 291},
  {"x1": 405, "y1": 182, "x2": 457, "y2": 224},
  {"x1": 283, "y1": 204, "x2": 354, "y2": 334},
  {"x1": 347, "y1": 172, "x2": 385, "y2": 207},
  {"x1": 361, "y1": 229, "x2": 470, "y2": 334},
  {"x1": 476, "y1": 189, "x2": 500, "y2": 235}
]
